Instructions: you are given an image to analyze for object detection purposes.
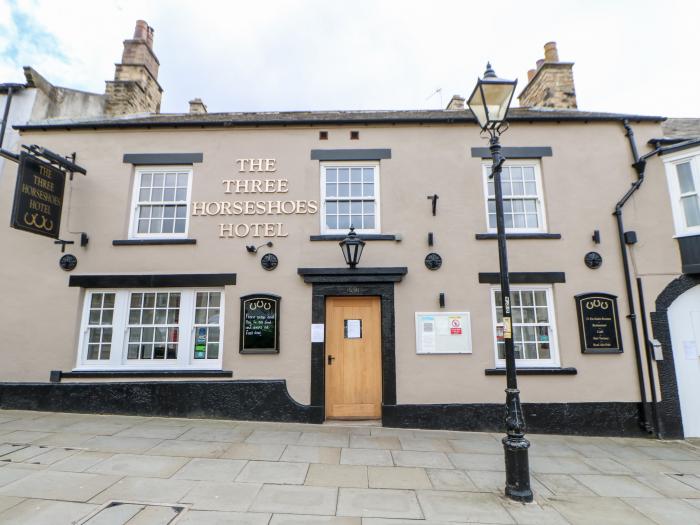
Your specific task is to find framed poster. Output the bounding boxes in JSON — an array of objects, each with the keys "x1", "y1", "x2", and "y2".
[
  {"x1": 575, "y1": 292, "x2": 623, "y2": 354},
  {"x1": 415, "y1": 312, "x2": 472, "y2": 354},
  {"x1": 239, "y1": 294, "x2": 280, "y2": 354}
]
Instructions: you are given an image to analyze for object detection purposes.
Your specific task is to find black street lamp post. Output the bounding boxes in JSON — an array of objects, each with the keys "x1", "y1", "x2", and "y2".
[{"x1": 467, "y1": 63, "x2": 533, "y2": 503}]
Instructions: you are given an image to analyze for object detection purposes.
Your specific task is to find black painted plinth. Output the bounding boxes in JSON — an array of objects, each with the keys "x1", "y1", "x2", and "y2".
[
  {"x1": 0, "y1": 380, "x2": 323, "y2": 423},
  {"x1": 383, "y1": 402, "x2": 649, "y2": 437},
  {"x1": 503, "y1": 436, "x2": 533, "y2": 502}
]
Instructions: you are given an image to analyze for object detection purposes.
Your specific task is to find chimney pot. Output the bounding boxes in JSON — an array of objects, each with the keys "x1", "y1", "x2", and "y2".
[
  {"x1": 133, "y1": 20, "x2": 149, "y2": 40},
  {"x1": 527, "y1": 69, "x2": 536, "y2": 81},
  {"x1": 446, "y1": 94, "x2": 465, "y2": 110},
  {"x1": 189, "y1": 98, "x2": 208, "y2": 114},
  {"x1": 544, "y1": 41, "x2": 559, "y2": 62}
]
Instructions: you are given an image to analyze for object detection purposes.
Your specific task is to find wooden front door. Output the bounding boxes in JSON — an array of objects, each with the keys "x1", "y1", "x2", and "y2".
[{"x1": 325, "y1": 296, "x2": 382, "y2": 419}]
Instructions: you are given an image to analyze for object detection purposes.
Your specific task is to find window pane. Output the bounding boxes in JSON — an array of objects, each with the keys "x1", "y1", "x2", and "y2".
[
  {"x1": 338, "y1": 215, "x2": 350, "y2": 229},
  {"x1": 326, "y1": 168, "x2": 337, "y2": 182},
  {"x1": 363, "y1": 168, "x2": 374, "y2": 182},
  {"x1": 523, "y1": 167, "x2": 535, "y2": 181},
  {"x1": 364, "y1": 215, "x2": 375, "y2": 229},
  {"x1": 338, "y1": 184, "x2": 349, "y2": 197},
  {"x1": 163, "y1": 188, "x2": 175, "y2": 201},
  {"x1": 351, "y1": 184, "x2": 362, "y2": 197},
  {"x1": 177, "y1": 173, "x2": 188, "y2": 186},
  {"x1": 677, "y1": 162, "x2": 695, "y2": 193},
  {"x1": 153, "y1": 173, "x2": 164, "y2": 186},
  {"x1": 363, "y1": 183, "x2": 374, "y2": 197},
  {"x1": 682, "y1": 196, "x2": 700, "y2": 227},
  {"x1": 326, "y1": 202, "x2": 337, "y2": 214},
  {"x1": 523, "y1": 343, "x2": 537, "y2": 359},
  {"x1": 141, "y1": 173, "x2": 152, "y2": 187},
  {"x1": 174, "y1": 219, "x2": 186, "y2": 233},
  {"x1": 326, "y1": 183, "x2": 337, "y2": 197},
  {"x1": 536, "y1": 307, "x2": 549, "y2": 323},
  {"x1": 338, "y1": 168, "x2": 349, "y2": 182},
  {"x1": 351, "y1": 168, "x2": 362, "y2": 182},
  {"x1": 326, "y1": 215, "x2": 337, "y2": 229}
]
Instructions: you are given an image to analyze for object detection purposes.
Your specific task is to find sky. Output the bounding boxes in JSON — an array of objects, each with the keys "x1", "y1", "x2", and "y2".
[{"x1": 0, "y1": 0, "x2": 698, "y2": 117}]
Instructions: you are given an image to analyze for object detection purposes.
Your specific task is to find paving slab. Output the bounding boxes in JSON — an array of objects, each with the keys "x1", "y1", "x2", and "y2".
[
  {"x1": 636, "y1": 445, "x2": 700, "y2": 461},
  {"x1": 30, "y1": 432, "x2": 96, "y2": 448},
  {"x1": 622, "y1": 496, "x2": 700, "y2": 525},
  {"x1": 123, "y1": 504, "x2": 181, "y2": 525},
  {"x1": 397, "y1": 437, "x2": 454, "y2": 453},
  {"x1": 0, "y1": 499, "x2": 96, "y2": 525},
  {"x1": 0, "y1": 470, "x2": 120, "y2": 502},
  {"x1": 81, "y1": 502, "x2": 144, "y2": 524},
  {"x1": 173, "y1": 458, "x2": 247, "y2": 482},
  {"x1": 426, "y1": 468, "x2": 478, "y2": 491},
  {"x1": 282, "y1": 445, "x2": 340, "y2": 464},
  {"x1": 48, "y1": 451, "x2": 113, "y2": 473},
  {"x1": 221, "y1": 443, "x2": 286, "y2": 461},
  {"x1": 299, "y1": 432, "x2": 350, "y2": 448},
  {"x1": 340, "y1": 448, "x2": 393, "y2": 466},
  {"x1": 634, "y1": 472, "x2": 700, "y2": 498},
  {"x1": 250, "y1": 484, "x2": 338, "y2": 515},
  {"x1": 89, "y1": 476, "x2": 196, "y2": 505},
  {"x1": 306, "y1": 463, "x2": 368, "y2": 488},
  {"x1": 0, "y1": 430, "x2": 51, "y2": 443},
  {"x1": 349, "y1": 436, "x2": 401, "y2": 450},
  {"x1": 362, "y1": 520, "x2": 469, "y2": 525},
  {"x1": 448, "y1": 438, "x2": 502, "y2": 455},
  {"x1": 448, "y1": 452, "x2": 504, "y2": 471},
  {"x1": 180, "y1": 480, "x2": 262, "y2": 511},
  {"x1": 581, "y1": 456, "x2": 632, "y2": 475},
  {"x1": 391, "y1": 450, "x2": 453, "y2": 469},
  {"x1": 270, "y1": 514, "x2": 360, "y2": 524},
  {"x1": 114, "y1": 424, "x2": 189, "y2": 440},
  {"x1": 368, "y1": 466, "x2": 431, "y2": 489},
  {"x1": 416, "y1": 490, "x2": 514, "y2": 523},
  {"x1": 661, "y1": 460, "x2": 700, "y2": 474},
  {"x1": 177, "y1": 426, "x2": 249, "y2": 443},
  {"x1": 501, "y1": 500, "x2": 569, "y2": 525},
  {"x1": 529, "y1": 456, "x2": 599, "y2": 475},
  {"x1": 573, "y1": 474, "x2": 663, "y2": 497},
  {"x1": 673, "y1": 473, "x2": 700, "y2": 489},
  {"x1": 548, "y1": 495, "x2": 656, "y2": 524},
  {"x1": 20, "y1": 447, "x2": 79, "y2": 466},
  {"x1": 533, "y1": 473, "x2": 597, "y2": 496},
  {"x1": 177, "y1": 510, "x2": 271, "y2": 524},
  {"x1": 337, "y1": 488, "x2": 422, "y2": 519},
  {"x1": 86, "y1": 453, "x2": 188, "y2": 478},
  {"x1": 82, "y1": 435, "x2": 162, "y2": 454},
  {"x1": 236, "y1": 460, "x2": 309, "y2": 484},
  {"x1": 146, "y1": 439, "x2": 231, "y2": 458},
  {"x1": 245, "y1": 430, "x2": 301, "y2": 445}
]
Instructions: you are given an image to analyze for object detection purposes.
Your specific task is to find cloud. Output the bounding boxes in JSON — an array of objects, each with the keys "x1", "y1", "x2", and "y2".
[{"x1": 1, "y1": 0, "x2": 699, "y2": 117}]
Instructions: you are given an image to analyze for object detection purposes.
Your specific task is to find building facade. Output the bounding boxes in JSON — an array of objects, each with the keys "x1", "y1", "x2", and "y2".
[{"x1": 1, "y1": 37, "x2": 697, "y2": 438}]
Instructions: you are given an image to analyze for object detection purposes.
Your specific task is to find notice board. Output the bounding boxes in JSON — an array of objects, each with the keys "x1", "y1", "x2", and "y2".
[
  {"x1": 415, "y1": 312, "x2": 472, "y2": 354},
  {"x1": 239, "y1": 294, "x2": 280, "y2": 354}
]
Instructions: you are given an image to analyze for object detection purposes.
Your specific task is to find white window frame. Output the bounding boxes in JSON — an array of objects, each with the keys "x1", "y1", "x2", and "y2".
[
  {"x1": 320, "y1": 161, "x2": 381, "y2": 234},
  {"x1": 128, "y1": 166, "x2": 193, "y2": 240},
  {"x1": 663, "y1": 147, "x2": 700, "y2": 237},
  {"x1": 482, "y1": 159, "x2": 547, "y2": 233},
  {"x1": 75, "y1": 288, "x2": 224, "y2": 371},
  {"x1": 489, "y1": 285, "x2": 560, "y2": 368}
]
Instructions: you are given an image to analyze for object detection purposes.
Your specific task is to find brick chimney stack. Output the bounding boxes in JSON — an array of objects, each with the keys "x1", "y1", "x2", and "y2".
[
  {"x1": 518, "y1": 42, "x2": 577, "y2": 110},
  {"x1": 105, "y1": 20, "x2": 163, "y2": 116},
  {"x1": 189, "y1": 98, "x2": 208, "y2": 114}
]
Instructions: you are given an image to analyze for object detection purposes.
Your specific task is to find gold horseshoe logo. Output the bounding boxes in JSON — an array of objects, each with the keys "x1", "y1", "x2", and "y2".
[
  {"x1": 585, "y1": 298, "x2": 610, "y2": 310},
  {"x1": 23, "y1": 212, "x2": 53, "y2": 231},
  {"x1": 249, "y1": 299, "x2": 272, "y2": 311}
]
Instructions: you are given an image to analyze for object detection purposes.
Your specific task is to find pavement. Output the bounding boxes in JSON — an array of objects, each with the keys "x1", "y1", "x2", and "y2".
[{"x1": 0, "y1": 411, "x2": 696, "y2": 524}]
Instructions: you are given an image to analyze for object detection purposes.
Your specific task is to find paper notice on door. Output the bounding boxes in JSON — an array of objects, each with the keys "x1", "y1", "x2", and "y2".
[
  {"x1": 683, "y1": 340, "x2": 699, "y2": 360},
  {"x1": 311, "y1": 324, "x2": 325, "y2": 343},
  {"x1": 345, "y1": 319, "x2": 362, "y2": 339}
]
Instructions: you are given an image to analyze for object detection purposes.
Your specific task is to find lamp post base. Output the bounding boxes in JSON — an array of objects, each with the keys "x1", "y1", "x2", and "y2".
[{"x1": 502, "y1": 435, "x2": 533, "y2": 502}]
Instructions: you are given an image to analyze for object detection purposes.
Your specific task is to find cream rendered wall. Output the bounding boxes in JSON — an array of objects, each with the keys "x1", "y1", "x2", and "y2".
[{"x1": 0, "y1": 119, "x2": 674, "y2": 407}]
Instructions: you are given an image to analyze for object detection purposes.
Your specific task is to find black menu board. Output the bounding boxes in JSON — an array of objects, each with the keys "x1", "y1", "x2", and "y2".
[
  {"x1": 239, "y1": 294, "x2": 280, "y2": 354},
  {"x1": 575, "y1": 292, "x2": 623, "y2": 354}
]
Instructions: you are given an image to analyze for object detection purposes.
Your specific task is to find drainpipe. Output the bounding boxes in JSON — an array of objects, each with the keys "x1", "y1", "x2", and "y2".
[{"x1": 615, "y1": 120, "x2": 663, "y2": 434}]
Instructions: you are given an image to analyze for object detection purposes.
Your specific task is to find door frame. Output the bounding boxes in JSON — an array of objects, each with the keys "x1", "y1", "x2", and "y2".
[
  {"x1": 651, "y1": 274, "x2": 700, "y2": 438},
  {"x1": 298, "y1": 268, "x2": 407, "y2": 422}
]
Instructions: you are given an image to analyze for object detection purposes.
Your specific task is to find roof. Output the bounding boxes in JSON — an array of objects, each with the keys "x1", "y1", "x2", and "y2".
[
  {"x1": 658, "y1": 137, "x2": 700, "y2": 156},
  {"x1": 14, "y1": 107, "x2": 664, "y2": 131},
  {"x1": 662, "y1": 118, "x2": 700, "y2": 140}
]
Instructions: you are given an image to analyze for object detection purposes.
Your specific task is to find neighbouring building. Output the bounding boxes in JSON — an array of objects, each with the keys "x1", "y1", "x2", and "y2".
[{"x1": 1, "y1": 34, "x2": 698, "y2": 439}]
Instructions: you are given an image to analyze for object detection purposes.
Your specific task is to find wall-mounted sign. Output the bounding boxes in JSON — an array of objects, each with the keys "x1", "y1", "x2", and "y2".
[
  {"x1": 10, "y1": 153, "x2": 66, "y2": 239},
  {"x1": 415, "y1": 312, "x2": 472, "y2": 354},
  {"x1": 240, "y1": 294, "x2": 280, "y2": 354},
  {"x1": 59, "y1": 254, "x2": 77, "y2": 271},
  {"x1": 575, "y1": 293, "x2": 622, "y2": 354}
]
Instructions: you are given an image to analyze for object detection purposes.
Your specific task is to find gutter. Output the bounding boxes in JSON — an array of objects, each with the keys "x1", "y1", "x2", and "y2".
[{"x1": 614, "y1": 120, "x2": 663, "y2": 435}]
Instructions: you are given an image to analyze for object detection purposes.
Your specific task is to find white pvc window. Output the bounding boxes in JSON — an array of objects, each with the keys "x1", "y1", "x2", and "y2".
[
  {"x1": 483, "y1": 161, "x2": 546, "y2": 233},
  {"x1": 76, "y1": 289, "x2": 223, "y2": 370},
  {"x1": 490, "y1": 286, "x2": 559, "y2": 368},
  {"x1": 129, "y1": 167, "x2": 192, "y2": 239},
  {"x1": 664, "y1": 151, "x2": 700, "y2": 237},
  {"x1": 321, "y1": 163, "x2": 380, "y2": 233}
]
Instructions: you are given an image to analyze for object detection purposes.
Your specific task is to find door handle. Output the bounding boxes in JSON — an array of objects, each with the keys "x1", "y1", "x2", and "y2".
[{"x1": 327, "y1": 355, "x2": 335, "y2": 365}]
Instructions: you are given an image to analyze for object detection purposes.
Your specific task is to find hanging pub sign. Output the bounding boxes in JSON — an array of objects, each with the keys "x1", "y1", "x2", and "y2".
[
  {"x1": 10, "y1": 153, "x2": 66, "y2": 239},
  {"x1": 575, "y1": 292, "x2": 623, "y2": 354},
  {"x1": 239, "y1": 294, "x2": 280, "y2": 354}
]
